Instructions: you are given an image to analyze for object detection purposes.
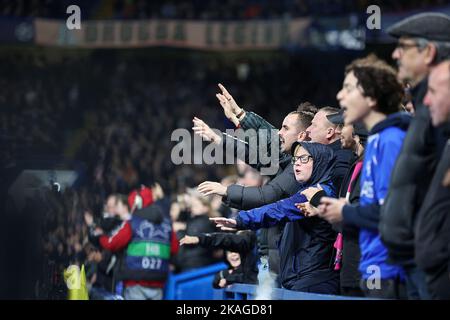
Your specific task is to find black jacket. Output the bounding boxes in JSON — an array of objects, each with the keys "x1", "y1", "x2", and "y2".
[
  {"x1": 380, "y1": 79, "x2": 447, "y2": 266},
  {"x1": 175, "y1": 214, "x2": 218, "y2": 273},
  {"x1": 279, "y1": 216, "x2": 339, "y2": 292},
  {"x1": 198, "y1": 231, "x2": 258, "y2": 287},
  {"x1": 328, "y1": 140, "x2": 355, "y2": 192},
  {"x1": 415, "y1": 130, "x2": 450, "y2": 299},
  {"x1": 221, "y1": 112, "x2": 300, "y2": 275}
]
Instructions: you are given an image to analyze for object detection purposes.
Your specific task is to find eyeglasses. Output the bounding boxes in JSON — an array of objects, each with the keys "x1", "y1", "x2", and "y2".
[
  {"x1": 291, "y1": 154, "x2": 313, "y2": 164},
  {"x1": 395, "y1": 42, "x2": 423, "y2": 53}
]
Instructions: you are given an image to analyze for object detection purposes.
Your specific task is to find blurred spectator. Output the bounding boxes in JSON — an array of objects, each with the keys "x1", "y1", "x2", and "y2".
[
  {"x1": 415, "y1": 60, "x2": 450, "y2": 299},
  {"x1": 380, "y1": 12, "x2": 450, "y2": 300},
  {"x1": 179, "y1": 230, "x2": 258, "y2": 288},
  {"x1": 174, "y1": 190, "x2": 222, "y2": 273}
]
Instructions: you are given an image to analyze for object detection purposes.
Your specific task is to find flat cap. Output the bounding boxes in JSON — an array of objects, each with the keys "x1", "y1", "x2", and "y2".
[
  {"x1": 387, "y1": 12, "x2": 450, "y2": 42},
  {"x1": 327, "y1": 111, "x2": 344, "y2": 125}
]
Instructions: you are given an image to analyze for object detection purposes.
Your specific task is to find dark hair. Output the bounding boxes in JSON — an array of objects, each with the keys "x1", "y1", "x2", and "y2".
[
  {"x1": 116, "y1": 194, "x2": 130, "y2": 210},
  {"x1": 289, "y1": 102, "x2": 318, "y2": 131},
  {"x1": 345, "y1": 55, "x2": 404, "y2": 115},
  {"x1": 297, "y1": 101, "x2": 318, "y2": 114}
]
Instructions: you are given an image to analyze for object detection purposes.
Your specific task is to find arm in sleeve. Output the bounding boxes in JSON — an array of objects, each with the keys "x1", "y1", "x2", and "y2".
[
  {"x1": 170, "y1": 230, "x2": 180, "y2": 255},
  {"x1": 224, "y1": 270, "x2": 245, "y2": 285},
  {"x1": 99, "y1": 221, "x2": 133, "y2": 252},
  {"x1": 342, "y1": 203, "x2": 380, "y2": 231},
  {"x1": 310, "y1": 190, "x2": 327, "y2": 208},
  {"x1": 223, "y1": 165, "x2": 299, "y2": 210},
  {"x1": 240, "y1": 111, "x2": 277, "y2": 131},
  {"x1": 198, "y1": 232, "x2": 255, "y2": 253},
  {"x1": 221, "y1": 111, "x2": 288, "y2": 170},
  {"x1": 213, "y1": 270, "x2": 225, "y2": 289},
  {"x1": 236, "y1": 192, "x2": 307, "y2": 230}
]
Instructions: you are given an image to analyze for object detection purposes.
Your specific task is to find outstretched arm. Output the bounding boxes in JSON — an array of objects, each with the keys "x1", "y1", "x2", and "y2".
[{"x1": 235, "y1": 192, "x2": 307, "y2": 230}]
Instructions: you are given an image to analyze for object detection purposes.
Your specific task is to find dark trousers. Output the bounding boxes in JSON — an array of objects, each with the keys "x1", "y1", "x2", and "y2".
[
  {"x1": 404, "y1": 265, "x2": 431, "y2": 300},
  {"x1": 360, "y1": 277, "x2": 407, "y2": 299},
  {"x1": 426, "y1": 264, "x2": 450, "y2": 300}
]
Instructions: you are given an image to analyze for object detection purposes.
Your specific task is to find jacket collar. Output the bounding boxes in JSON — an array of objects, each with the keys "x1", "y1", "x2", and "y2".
[{"x1": 370, "y1": 112, "x2": 412, "y2": 135}]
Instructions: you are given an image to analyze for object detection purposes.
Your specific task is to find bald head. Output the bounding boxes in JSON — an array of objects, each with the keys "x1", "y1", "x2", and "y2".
[{"x1": 423, "y1": 60, "x2": 450, "y2": 126}]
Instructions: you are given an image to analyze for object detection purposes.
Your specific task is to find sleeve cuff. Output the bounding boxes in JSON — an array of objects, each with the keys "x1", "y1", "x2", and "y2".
[
  {"x1": 310, "y1": 190, "x2": 327, "y2": 207},
  {"x1": 235, "y1": 215, "x2": 247, "y2": 230},
  {"x1": 197, "y1": 234, "x2": 208, "y2": 246}
]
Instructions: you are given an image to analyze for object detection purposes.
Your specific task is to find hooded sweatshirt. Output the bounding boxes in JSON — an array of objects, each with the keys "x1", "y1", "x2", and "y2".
[
  {"x1": 342, "y1": 112, "x2": 411, "y2": 280},
  {"x1": 235, "y1": 142, "x2": 339, "y2": 292}
]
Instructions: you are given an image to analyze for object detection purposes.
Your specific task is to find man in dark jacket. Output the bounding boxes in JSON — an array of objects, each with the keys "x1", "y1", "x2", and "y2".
[
  {"x1": 305, "y1": 107, "x2": 355, "y2": 190},
  {"x1": 415, "y1": 60, "x2": 450, "y2": 299},
  {"x1": 193, "y1": 102, "x2": 316, "y2": 278},
  {"x1": 379, "y1": 12, "x2": 450, "y2": 299},
  {"x1": 327, "y1": 112, "x2": 368, "y2": 297},
  {"x1": 195, "y1": 87, "x2": 352, "y2": 275}
]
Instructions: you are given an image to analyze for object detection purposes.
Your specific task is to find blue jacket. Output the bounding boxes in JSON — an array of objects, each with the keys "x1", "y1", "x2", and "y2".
[
  {"x1": 236, "y1": 183, "x2": 339, "y2": 291},
  {"x1": 342, "y1": 112, "x2": 411, "y2": 280}
]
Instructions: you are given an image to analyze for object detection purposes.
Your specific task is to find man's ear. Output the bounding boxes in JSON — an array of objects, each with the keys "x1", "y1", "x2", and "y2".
[
  {"x1": 326, "y1": 127, "x2": 335, "y2": 140},
  {"x1": 297, "y1": 131, "x2": 307, "y2": 142},
  {"x1": 366, "y1": 96, "x2": 377, "y2": 110},
  {"x1": 424, "y1": 43, "x2": 437, "y2": 66}
]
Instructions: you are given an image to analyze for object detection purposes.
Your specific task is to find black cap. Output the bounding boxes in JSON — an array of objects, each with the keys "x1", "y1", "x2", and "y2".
[
  {"x1": 387, "y1": 12, "x2": 450, "y2": 42},
  {"x1": 326, "y1": 110, "x2": 344, "y2": 125}
]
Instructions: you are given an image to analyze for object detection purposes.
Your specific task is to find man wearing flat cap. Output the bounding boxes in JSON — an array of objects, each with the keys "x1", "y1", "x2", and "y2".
[{"x1": 380, "y1": 12, "x2": 450, "y2": 300}]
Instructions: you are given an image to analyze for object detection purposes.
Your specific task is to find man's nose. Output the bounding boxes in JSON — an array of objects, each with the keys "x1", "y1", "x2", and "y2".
[
  {"x1": 392, "y1": 47, "x2": 401, "y2": 60},
  {"x1": 423, "y1": 92, "x2": 431, "y2": 107}
]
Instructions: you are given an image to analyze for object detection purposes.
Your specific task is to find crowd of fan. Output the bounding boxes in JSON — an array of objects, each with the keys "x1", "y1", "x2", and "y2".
[
  {"x1": 2, "y1": 9, "x2": 450, "y2": 300},
  {"x1": 76, "y1": 12, "x2": 450, "y2": 301}
]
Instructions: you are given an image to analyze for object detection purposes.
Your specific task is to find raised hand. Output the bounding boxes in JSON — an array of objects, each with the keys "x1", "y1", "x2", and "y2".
[
  {"x1": 179, "y1": 235, "x2": 200, "y2": 246},
  {"x1": 209, "y1": 217, "x2": 238, "y2": 231},
  {"x1": 198, "y1": 181, "x2": 227, "y2": 196},
  {"x1": 216, "y1": 83, "x2": 243, "y2": 126},
  {"x1": 192, "y1": 117, "x2": 222, "y2": 144}
]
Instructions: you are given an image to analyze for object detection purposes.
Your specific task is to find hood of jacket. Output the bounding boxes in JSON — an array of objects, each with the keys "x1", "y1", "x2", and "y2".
[
  {"x1": 291, "y1": 141, "x2": 336, "y2": 187},
  {"x1": 370, "y1": 112, "x2": 412, "y2": 135}
]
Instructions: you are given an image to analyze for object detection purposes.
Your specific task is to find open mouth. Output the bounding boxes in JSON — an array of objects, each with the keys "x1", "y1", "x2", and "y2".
[{"x1": 295, "y1": 169, "x2": 301, "y2": 175}]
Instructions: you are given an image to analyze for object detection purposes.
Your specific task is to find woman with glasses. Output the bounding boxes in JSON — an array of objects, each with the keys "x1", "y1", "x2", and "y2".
[{"x1": 211, "y1": 142, "x2": 340, "y2": 294}]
